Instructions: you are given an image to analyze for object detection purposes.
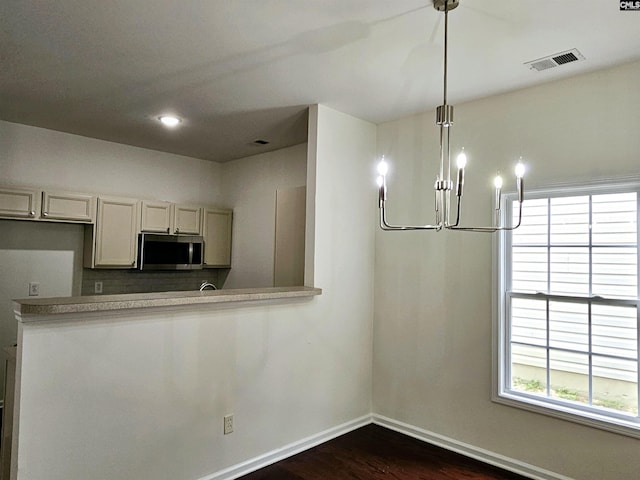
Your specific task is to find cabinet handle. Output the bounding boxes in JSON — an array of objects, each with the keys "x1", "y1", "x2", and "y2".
[
  {"x1": 175, "y1": 228, "x2": 180, "y2": 234},
  {"x1": 29, "y1": 210, "x2": 35, "y2": 217},
  {"x1": 166, "y1": 227, "x2": 170, "y2": 233},
  {"x1": 42, "y1": 212, "x2": 49, "y2": 217}
]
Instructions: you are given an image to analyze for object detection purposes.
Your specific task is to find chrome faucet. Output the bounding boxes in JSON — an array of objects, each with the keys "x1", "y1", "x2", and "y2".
[{"x1": 199, "y1": 281, "x2": 217, "y2": 291}]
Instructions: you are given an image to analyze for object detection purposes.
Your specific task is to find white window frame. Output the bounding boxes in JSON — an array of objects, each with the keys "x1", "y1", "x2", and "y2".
[{"x1": 494, "y1": 177, "x2": 640, "y2": 438}]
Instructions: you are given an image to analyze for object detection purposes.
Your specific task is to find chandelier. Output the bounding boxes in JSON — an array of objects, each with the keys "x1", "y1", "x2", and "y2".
[{"x1": 376, "y1": 0, "x2": 525, "y2": 232}]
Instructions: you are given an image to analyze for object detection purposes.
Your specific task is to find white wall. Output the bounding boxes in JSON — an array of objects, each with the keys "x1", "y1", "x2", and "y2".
[
  {"x1": 14, "y1": 105, "x2": 377, "y2": 480},
  {"x1": 220, "y1": 144, "x2": 307, "y2": 289},
  {"x1": 373, "y1": 60, "x2": 640, "y2": 480},
  {"x1": 0, "y1": 120, "x2": 223, "y2": 205},
  {"x1": 0, "y1": 221, "x2": 84, "y2": 398}
]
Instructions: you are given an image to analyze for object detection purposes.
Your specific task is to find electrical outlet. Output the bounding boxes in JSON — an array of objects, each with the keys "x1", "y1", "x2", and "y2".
[
  {"x1": 28, "y1": 282, "x2": 40, "y2": 296},
  {"x1": 223, "y1": 414, "x2": 234, "y2": 435},
  {"x1": 94, "y1": 281, "x2": 103, "y2": 294}
]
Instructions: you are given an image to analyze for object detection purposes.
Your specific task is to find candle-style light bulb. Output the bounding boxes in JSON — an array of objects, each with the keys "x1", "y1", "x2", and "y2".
[
  {"x1": 455, "y1": 149, "x2": 467, "y2": 197},
  {"x1": 456, "y1": 150, "x2": 467, "y2": 169},
  {"x1": 377, "y1": 174, "x2": 386, "y2": 207},
  {"x1": 494, "y1": 173, "x2": 503, "y2": 213},
  {"x1": 376, "y1": 158, "x2": 388, "y2": 208},
  {"x1": 377, "y1": 158, "x2": 388, "y2": 177},
  {"x1": 515, "y1": 157, "x2": 525, "y2": 203}
]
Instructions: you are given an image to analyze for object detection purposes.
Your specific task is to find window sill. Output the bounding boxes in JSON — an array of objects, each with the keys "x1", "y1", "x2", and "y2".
[{"x1": 493, "y1": 390, "x2": 640, "y2": 439}]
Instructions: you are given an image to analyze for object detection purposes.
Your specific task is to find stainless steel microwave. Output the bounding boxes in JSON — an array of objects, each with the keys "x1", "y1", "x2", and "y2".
[{"x1": 138, "y1": 233, "x2": 203, "y2": 270}]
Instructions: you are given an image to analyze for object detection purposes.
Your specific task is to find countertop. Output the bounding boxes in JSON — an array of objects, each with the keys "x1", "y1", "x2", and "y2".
[{"x1": 14, "y1": 286, "x2": 322, "y2": 319}]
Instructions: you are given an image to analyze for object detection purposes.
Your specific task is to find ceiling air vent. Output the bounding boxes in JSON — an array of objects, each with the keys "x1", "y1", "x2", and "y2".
[{"x1": 524, "y1": 48, "x2": 585, "y2": 72}]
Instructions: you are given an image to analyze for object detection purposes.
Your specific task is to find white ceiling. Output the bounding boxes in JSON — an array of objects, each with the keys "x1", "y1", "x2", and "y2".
[{"x1": 2, "y1": 1, "x2": 639, "y2": 163}]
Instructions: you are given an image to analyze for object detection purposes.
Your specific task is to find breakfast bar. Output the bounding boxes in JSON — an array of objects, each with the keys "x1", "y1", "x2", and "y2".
[
  {"x1": 14, "y1": 286, "x2": 322, "y2": 319},
  {"x1": 7, "y1": 286, "x2": 323, "y2": 480}
]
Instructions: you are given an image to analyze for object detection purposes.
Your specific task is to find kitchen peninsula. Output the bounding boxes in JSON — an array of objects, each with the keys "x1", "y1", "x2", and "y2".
[
  {"x1": 14, "y1": 286, "x2": 321, "y2": 317},
  {"x1": 7, "y1": 286, "x2": 322, "y2": 479}
]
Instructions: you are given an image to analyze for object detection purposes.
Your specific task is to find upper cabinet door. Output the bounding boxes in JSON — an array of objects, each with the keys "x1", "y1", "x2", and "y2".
[
  {"x1": 0, "y1": 187, "x2": 40, "y2": 219},
  {"x1": 173, "y1": 204, "x2": 202, "y2": 235},
  {"x1": 141, "y1": 201, "x2": 172, "y2": 233},
  {"x1": 41, "y1": 191, "x2": 96, "y2": 223},
  {"x1": 93, "y1": 197, "x2": 140, "y2": 268},
  {"x1": 203, "y1": 208, "x2": 232, "y2": 268}
]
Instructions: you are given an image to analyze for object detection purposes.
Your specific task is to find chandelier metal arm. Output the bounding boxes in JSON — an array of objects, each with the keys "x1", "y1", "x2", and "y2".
[
  {"x1": 379, "y1": 185, "x2": 442, "y2": 231},
  {"x1": 379, "y1": 210, "x2": 442, "y2": 231},
  {"x1": 446, "y1": 200, "x2": 523, "y2": 232},
  {"x1": 378, "y1": 176, "x2": 444, "y2": 232}
]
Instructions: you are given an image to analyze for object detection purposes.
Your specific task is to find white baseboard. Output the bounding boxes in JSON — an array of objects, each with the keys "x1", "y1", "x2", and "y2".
[
  {"x1": 198, "y1": 413, "x2": 572, "y2": 480},
  {"x1": 372, "y1": 414, "x2": 574, "y2": 480},
  {"x1": 199, "y1": 414, "x2": 373, "y2": 480}
]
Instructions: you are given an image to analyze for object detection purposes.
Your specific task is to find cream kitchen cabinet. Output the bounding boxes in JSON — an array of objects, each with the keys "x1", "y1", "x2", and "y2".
[
  {"x1": 140, "y1": 200, "x2": 172, "y2": 233},
  {"x1": 173, "y1": 204, "x2": 201, "y2": 234},
  {"x1": 41, "y1": 191, "x2": 95, "y2": 222},
  {"x1": 202, "y1": 208, "x2": 232, "y2": 268},
  {"x1": 0, "y1": 187, "x2": 95, "y2": 223},
  {"x1": 0, "y1": 187, "x2": 40, "y2": 219},
  {"x1": 85, "y1": 196, "x2": 140, "y2": 268},
  {"x1": 140, "y1": 201, "x2": 201, "y2": 235}
]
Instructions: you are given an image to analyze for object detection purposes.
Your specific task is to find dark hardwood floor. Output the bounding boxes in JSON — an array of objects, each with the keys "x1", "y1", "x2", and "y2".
[{"x1": 239, "y1": 424, "x2": 531, "y2": 480}]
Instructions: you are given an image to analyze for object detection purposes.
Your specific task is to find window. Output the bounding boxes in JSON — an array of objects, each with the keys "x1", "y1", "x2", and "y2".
[{"x1": 496, "y1": 182, "x2": 640, "y2": 437}]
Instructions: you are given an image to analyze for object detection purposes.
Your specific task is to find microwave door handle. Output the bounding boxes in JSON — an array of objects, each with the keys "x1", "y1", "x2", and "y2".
[
  {"x1": 138, "y1": 235, "x2": 143, "y2": 270},
  {"x1": 188, "y1": 241, "x2": 193, "y2": 266}
]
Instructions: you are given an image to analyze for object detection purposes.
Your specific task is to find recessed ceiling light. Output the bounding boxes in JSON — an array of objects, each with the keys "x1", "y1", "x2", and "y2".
[{"x1": 158, "y1": 115, "x2": 181, "y2": 127}]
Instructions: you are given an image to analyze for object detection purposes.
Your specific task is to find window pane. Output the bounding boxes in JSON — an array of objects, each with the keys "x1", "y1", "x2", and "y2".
[
  {"x1": 592, "y1": 192, "x2": 637, "y2": 245},
  {"x1": 511, "y1": 344, "x2": 547, "y2": 396},
  {"x1": 512, "y1": 247, "x2": 547, "y2": 293},
  {"x1": 511, "y1": 298, "x2": 547, "y2": 346},
  {"x1": 513, "y1": 198, "x2": 548, "y2": 245},
  {"x1": 593, "y1": 357, "x2": 638, "y2": 415},
  {"x1": 592, "y1": 247, "x2": 637, "y2": 299},
  {"x1": 550, "y1": 196, "x2": 589, "y2": 245},
  {"x1": 549, "y1": 350, "x2": 589, "y2": 405},
  {"x1": 550, "y1": 247, "x2": 589, "y2": 295},
  {"x1": 503, "y1": 186, "x2": 639, "y2": 427},
  {"x1": 549, "y1": 301, "x2": 588, "y2": 352},
  {"x1": 592, "y1": 304, "x2": 638, "y2": 359},
  {"x1": 593, "y1": 355, "x2": 638, "y2": 383}
]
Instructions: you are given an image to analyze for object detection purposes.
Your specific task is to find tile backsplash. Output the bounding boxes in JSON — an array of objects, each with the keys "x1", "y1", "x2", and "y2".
[{"x1": 81, "y1": 268, "x2": 223, "y2": 296}]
